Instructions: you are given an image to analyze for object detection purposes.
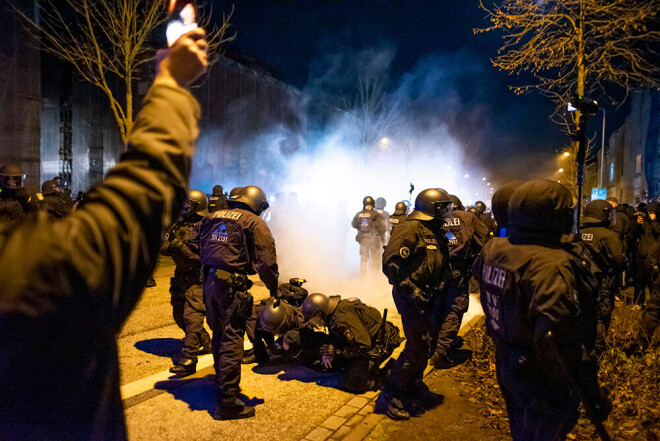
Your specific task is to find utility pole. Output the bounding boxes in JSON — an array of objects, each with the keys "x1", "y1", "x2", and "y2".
[{"x1": 598, "y1": 108, "x2": 606, "y2": 188}]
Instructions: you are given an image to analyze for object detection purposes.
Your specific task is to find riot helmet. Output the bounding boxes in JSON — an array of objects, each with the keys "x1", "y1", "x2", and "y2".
[
  {"x1": 229, "y1": 186, "x2": 244, "y2": 198},
  {"x1": 363, "y1": 196, "x2": 375, "y2": 210},
  {"x1": 407, "y1": 188, "x2": 452, "y2": 221},
  {"x1": 375, "y1": 197, "x2": 387, "y2": 210},
  {"x1": 0, "y1": 163, "x2": 25, "y2": 190},
  {"x1": 491, "y1": 180, "x2": 523, "y2": 230},
  {"x1": 508, "y1": 180, "x2": 574, "y2": 238},
  {"x1": 474, "y1": 201, "x2": 487, "y2": 214},
  {"x1": 393, "y1": 201, "x2": 407, "y2": 216},
  {"x1": 301, "y1": 293, "x2": 330, "y2": 328},
  {"x1": 259, "y1": 298, "x2": 293, "y2": 334},
  {"x1": 449, "y1": 195, "x2": 464, "y2": 211},
  {"x1": 186, "y1": 189, "x2": 208, "y2": 215},
  {"x1": 467, "y1": 206, "x2": 479, "y2": 215},
  {"x1": 582, "y1": 199, "x2": 614, "y2": 226},
  {"x1": 212, "y1": 185, "x2": 224, "y2": 196},
  {"x1": 230, "y1": 185, "x2": 269, "y2": 215},
  {"x1": 41, "y1": 180, "x2": 58, "y2": 195}
]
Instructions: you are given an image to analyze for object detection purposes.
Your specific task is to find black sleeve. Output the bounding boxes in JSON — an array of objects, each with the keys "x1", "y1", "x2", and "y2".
[
  {"x1": 252, "y1": 219, "x2": 279, "y2": 294},
  {"x1": 0, "y1": 83, "x2": 200, "y2": 332},
  {"x1": 382, "y1": 223, "x2": 418, "y2": 291}
]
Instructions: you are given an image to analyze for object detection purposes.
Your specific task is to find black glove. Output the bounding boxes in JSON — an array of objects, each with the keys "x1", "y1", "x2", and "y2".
[
  {"x1": 411, "y1": 287, "x2": 428, "y2": 313},
  {"x1": 592, "y1": 388, "x2": 612, "y2": 422}
]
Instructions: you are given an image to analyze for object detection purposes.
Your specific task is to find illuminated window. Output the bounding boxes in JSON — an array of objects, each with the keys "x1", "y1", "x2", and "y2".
[{"x1": 609, "y1": 162, "x2": 615, "y2": 182}]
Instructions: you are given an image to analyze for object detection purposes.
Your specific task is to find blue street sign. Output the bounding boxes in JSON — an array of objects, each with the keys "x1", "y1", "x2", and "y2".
[{"x1": 591, "y1": 187, "x2": 607, "y2": 200}]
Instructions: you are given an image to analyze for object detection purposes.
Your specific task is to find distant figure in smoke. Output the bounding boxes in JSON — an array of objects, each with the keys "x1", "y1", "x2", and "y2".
[
  {"x1": 375, "y1": 197, "x2": 390, "y2": 223},
  {"x1": 388, "y1": 202, "x2": 408, "y2": 234},
  {"x1": 474, "y1": 200, "x2": 495, "y2": 236},
  {"x1": 351, "y1": 196, "x2": 387, "y2": 278},
  {"x1": 208, "y1": 184, "x2": 228, "y2": 213}
]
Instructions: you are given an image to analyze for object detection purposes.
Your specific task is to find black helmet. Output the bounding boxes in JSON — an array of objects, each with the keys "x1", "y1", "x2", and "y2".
[
  {"x1": 230, "y1": 185, "x2": 269, "y2": 215},
  {"x1": 393, "y1": 201, "x2": 407, "y2": 216},
  {"x1": 301, "y1": 293, "x2": 329, "y2": 328},
  {"x1": 212, "y1": 185, "x2": 224, "y2": 196},
  {"x1": 41, "y1": 180, "x2": 58, "y2": 195},
  {"x1": 229, "y1": 187, "x2": 244, "y2": 198},
  {"x1": 375, "y1": 197, "x2": 387, "y2": 210},
  {"x1": 259, "y1": 298, "x2": 292, "y2": 334},
  {"x1": 508, "y1": 180, "x2": 574, "y2": 237},
  {"x1": 0, "y1": 163, "x2": 25, "y2": 189},
  {"x1": 363, "y1": 196, "x2": 375, "y2": 210},
  {"x1": 491, "y1": 181, "x2": 523, "y2": 229},
  {"x1": 474, "y1": 201, "x2": 487, "y2": 214},
  {"x1": 467, "y1": 206, "x2": 479, "y2": 215},
  {"x1": 583, "y1": 199, "x2": 613, "y2": 225},
  {"x1": 449, "y1": 195, "x2": 464, "y2": 211},
  {"x1": 407, "y1": 188, "x2": 452, "y2": 221},
  {"x1": 648, "y1": 201, "x2": 660, "y2": 217},
  {"x1": 187, "y1": 189, "x2": 208, "y2": 215}
]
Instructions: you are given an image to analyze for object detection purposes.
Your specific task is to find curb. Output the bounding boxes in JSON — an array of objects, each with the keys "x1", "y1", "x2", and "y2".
[{"x1": 300, "y1": 312, "x2": 485, "y2": 441}]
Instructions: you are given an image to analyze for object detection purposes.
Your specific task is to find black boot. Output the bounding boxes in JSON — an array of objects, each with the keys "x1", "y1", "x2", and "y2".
[
  {"x1": 408, "y1": 380, "x2": 444, "y2": 410},
  {"x1": 198, "y1": 342, "x2": 212, "y2": 355},
  {"x1": 375, "y1": 391, "x2": 410, "y2": 420},
  {"x1": 212, "y1": 398, "x2": 255, "y2": 420},
  {"x1": 169, "y1": 357, "x2": 197, "y2": 376}
]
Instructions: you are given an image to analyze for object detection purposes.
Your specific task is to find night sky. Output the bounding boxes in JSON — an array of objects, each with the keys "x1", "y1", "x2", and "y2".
[{"x1": 209, "y1": 0, "x2": 606, "y2": 182}]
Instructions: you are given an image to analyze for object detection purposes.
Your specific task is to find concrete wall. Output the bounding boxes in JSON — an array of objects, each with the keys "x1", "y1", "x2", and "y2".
[{"x1": 0, "y1": 0, "x2": 40, "y2": 189}]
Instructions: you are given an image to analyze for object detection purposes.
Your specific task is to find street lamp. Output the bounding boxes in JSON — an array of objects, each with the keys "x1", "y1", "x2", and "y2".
[{"x1": 598, "y1": 108, "x2": 606, "y2": 188}]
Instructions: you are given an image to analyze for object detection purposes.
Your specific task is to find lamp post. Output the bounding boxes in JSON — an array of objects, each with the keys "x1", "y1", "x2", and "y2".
[{"x1": 598, "y1": 108, "x2": 606, "y2": 188}]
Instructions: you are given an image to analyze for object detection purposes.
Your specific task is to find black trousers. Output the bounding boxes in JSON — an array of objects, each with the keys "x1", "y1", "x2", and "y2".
[
  {"x1": 633, "y1": 256, "x2": 650, "y2": 305},
  {"x1": 170, "y1": 269, "x2": 211, "y2": 359},
  {"x1": 435, "y1": 266, "x2": 470, "y2": 356},
  {"x1": 359, "y1": 234, "x2": 382, "y2": 277},
  {"x1": 203, "y1": 276, "x2": 250, "y2": 405},
  {"x1": 245, "y1": 302, "x2": 275, "y2": 360},
  {"x1": 383, "y1": 287, "x2": 442, "y2": 397},
  {"x1": 640, "y1": 268, "x2": 660, "y2": 346}
]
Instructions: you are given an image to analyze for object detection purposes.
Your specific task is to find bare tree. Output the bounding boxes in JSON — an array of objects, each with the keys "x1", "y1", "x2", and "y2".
[
  {"x1": 12, "y1": 0, "x2": 233, "y2": 146},
  {"x1": 339, "y1": 75, "x2": 402, "y2": 156},
  {"x1": 476, "y1": 0, "x2": 660, "y2": 136}
]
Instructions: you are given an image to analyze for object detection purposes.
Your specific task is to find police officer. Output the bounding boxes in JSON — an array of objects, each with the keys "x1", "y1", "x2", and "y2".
[
  {"x1": 243, "y1": 279, "x2": 308, "y2": 364},
  {"x1": 0, "y1": 28, "x2": 208, "y2": 440},
  {"x1": 160, "y1": 189, "x2": 212, "y2": 375},
  {"x1": 580, "y1": 200, "x2": 626, "y2": 355},
  {"x1": 301, "y1": 293, "x2": 402, "y2": 393},
  {"x1": 388, "y1": 201, "x2": 408, "y2": 234},
  {"x1": 491, "y1": 181, "x2": 523, "y2": 237},
  {"x1": 208, "y1": 184, "x2": 228, "y2": 213},
  {"x1": 40, "y1": 180, "x2": 73, "y2": 219},
  {"x1": 376, "y1": 188, "x2": 452, "y2": 420},
  {"x1": 631, "y1": 202, "x2": 660, "y2": 308},
  {"x1": 631, "y1": 239, "x2": 660, "y2": 354},
  {"x1": 375, "y1": 197, "x2": 390, "y2": 224},
  {"x1": 473, "y1": 180, "x2": 609, "y2": 440},
  {"x1": 194, "y1": 185, "x2": 278, "y2": 420},
  {"x1": 0, "y1": 163, "x2": 32, "y2": 224},
  {"x1": 351, "y1": 196, "x2": 387, "y2": 278},
  {"x1": 474, "y1": 200, "x2": 495, "y2": 235},
  {"x1": 431, "y1": 194, "x2": 488, "y2": 368}
]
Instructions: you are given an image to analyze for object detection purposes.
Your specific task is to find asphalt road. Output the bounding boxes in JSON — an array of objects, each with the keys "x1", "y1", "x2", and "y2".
[{"x1": 119, "y1": 256, "x2": 485, "y2": 441}]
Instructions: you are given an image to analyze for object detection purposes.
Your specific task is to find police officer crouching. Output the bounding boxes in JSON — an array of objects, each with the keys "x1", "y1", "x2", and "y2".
[
  {"x1": 376, "y1": 188, "x2": 452, "y2": 420},
  {"x1": 473, "y1": 180, "x2": 610, "y2": 440},
  {"x1": 160, "y1": 190, "x2": 212, "y2": 375},
  {"x1": 580, "y1": 200, "x2": 626, "y2": 355},
  {"x1": 194, "y1": 185, "x2": 279, "y2": 420},
  {"x1": 300, "y1": 293, "x2": 402, "y2": 393}
]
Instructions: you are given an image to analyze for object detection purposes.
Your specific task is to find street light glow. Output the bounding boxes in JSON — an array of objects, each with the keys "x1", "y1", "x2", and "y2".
[
  {"x1": 563, "y1": 152, "x2": 570, "y2": 157},
  {"x1": 482, "y1": 177, "x2": 486, "y2": 181},
  {"x1": 464, "y1": 174, "x2": 469, "y2": 178},
  {"x1": 559, "y1": 168, "x2": 564, "y2": 173}
]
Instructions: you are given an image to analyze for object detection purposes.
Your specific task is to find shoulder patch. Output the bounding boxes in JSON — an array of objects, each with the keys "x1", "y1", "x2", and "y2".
[
  {"x1": 399, "y1": 246, "x2": 410, "y2": 258},
  {"x1": 344, "y1": 329, "x2": 354, "y2": 341}
]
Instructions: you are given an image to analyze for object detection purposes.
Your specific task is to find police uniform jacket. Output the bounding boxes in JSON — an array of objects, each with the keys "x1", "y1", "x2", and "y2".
[
  {"x1": 196, "y1": 207, "x2": 279, "y2": 294},
  {"x1": 160, "y1": 213, "x2": 203, "y2": 272},
  {"x1": 0, "y1": 82, "x2": 200, "y2": 440},
  {"x1": 328, "y1": 297, "x2": 398, "y2": 357},
  {"x1": 609, "y1": 206, "x2": 630, "y2": 251},
  {"x1": 0, "y1": 187, "x2": 32, "y2": 224},
  {"x1": 473, "y1": 236, "x2": 601, "y2": 402},
  {"x1": 208, "y1": 193, "x2": 228, "y2": 212},
  {"x1": 41, "y1": 192, "x2": 73, "y2": 219},
  {"x1": 387, "y1": 213, "x2": 406, "y2": 233},
  {"x1": 632, "y1": 216, "x2": 660, "y2": 259},
  {"x1": 444, "y1": 209, "x2": 489, "y2": 265},
  {"x1": 383, "y1": 218, "x2": 450, "y2": 301},
  {"x1": 580, "y1": 224, "x2": 626, "y2": 275},
  {"x1": 351, "y1": 208, "x2": 386, "y2": 242}
]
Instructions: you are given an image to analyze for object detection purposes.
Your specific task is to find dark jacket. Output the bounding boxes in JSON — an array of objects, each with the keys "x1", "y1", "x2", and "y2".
[
  {"x1": 208, "y1": 193, "x2": 228, "y2": 212},
  {"x1": 610, "y1": 205, "x2": 630, "y2": 252},
  {"x1": 631, "y1": 215, "x2": 660, "y2": 258},
  {"x1": 444, "y1": 210, "x2": 489, "y2": 265},
  {"x1": 473, "y1": 236, "x2": 600, "y2": 403},
  {"x1": 41, "y1": 192, "x2": 73, "y2": 219},
  {"x1": 195, "y1": 207, "x2": 279, "y2": 294},
  {"x1": 0, "y1": 187, "x2": 33, "y2": 224},
  {"x1": 388, "y1": 213, "x2": 407, "y2": 233},
  {"x1": 0, "y1": 83, "x2": 200, "y2": 441},
  {"x1": 383, "y1": 217, "x2": 450, "y2": 302},
  {"x1": 160, "y1": 213, "x2": 203, "y2": 272},
  {"x1": 351, "y1": 208, "x2": 386, "y2": 242},
  {"x1": 580, "y1": 224, "x2": 626, "y2": 275}
]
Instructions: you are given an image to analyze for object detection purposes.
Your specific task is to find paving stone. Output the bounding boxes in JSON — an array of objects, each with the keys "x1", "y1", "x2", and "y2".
[
  {"x1": 334, "y1": 405, "x2": 360, "y2": 418},
  {"x1": 342, "y1": 414, "x2": 385, "y2": 441},
  {"x1": 321, "y1": 415, "x2": 347, "y2": 431},
  {"x1": 345, "y1": 414, "x2": 364, "y2": 427},
  {"x1": 305, "y1": 426, "x2": 333, "y2": 441},
  {"x1": 333, "y1": 425, "x2": 353, "y2": 440},
  {"x1": 360, "y1": 391, "x2": 378, "y2": 399},
  {"x1": 357, "y1": 403, "x2": 374, "y2": 416},
  {"x1": 346, "y1": 396, "x2": 369, "y2": 408}
]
